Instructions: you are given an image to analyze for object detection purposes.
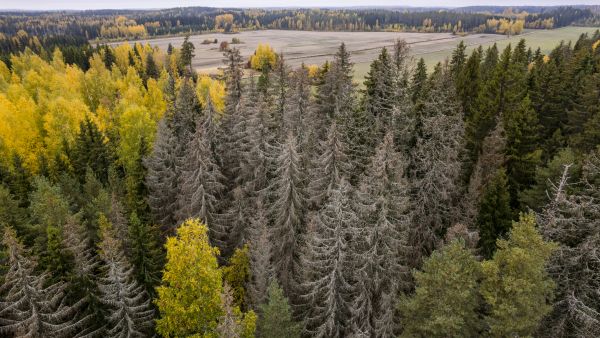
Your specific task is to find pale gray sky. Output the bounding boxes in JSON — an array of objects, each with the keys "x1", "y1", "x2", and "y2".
[{"x1": 1, "y1": 1, "x2": 598, "y2": 11}]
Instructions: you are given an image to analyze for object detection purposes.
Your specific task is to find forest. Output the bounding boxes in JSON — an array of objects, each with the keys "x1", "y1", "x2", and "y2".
[
  {"x1": 0, "y1": 8, "x2": 600, "y2": 337},
  {"x1": 0, "y1": 6, "x2": 596, "y2": 40}
]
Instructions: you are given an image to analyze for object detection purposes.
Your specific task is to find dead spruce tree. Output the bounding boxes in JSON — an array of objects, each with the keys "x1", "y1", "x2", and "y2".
[
  {"x1": 145, "y1": 118, "x2": 179, "y2": 232},
  {"x1": 97, "y1": 216, "x2": 154, "y2": 337},
  {"x1": 286, "y1": 64, "x2": 312, "y2": 139},
  {"x1": 306, "y1": 121, "x2": 352, "y2": 209},
  {"x1": 269, "y1": 132, "x2": 306, "y2": 292},
  {"x1": 247, "y1": 199, "x2": 274, "y2": 309},
  {"x1": 538, "y1": 159, "x2": 600, "y2": 337},
  {"x1": 0, "y1": 227, "x2": 86, "y2": 338},
  {"x1": 177, "y1": 104, "x2": 226, "y2": 248},
  {"x1": 408, "y1": 66, "x2": 465, "y2": 267},
  {"x1": 351, "y1": 132, "x2": 411, "y2": 336},
  {"x1": 300, "y1": 179, "x2": 357, "y2": 338},
  {"x1": 62, "y1": 215, "x2": 104, "y2": 336}
]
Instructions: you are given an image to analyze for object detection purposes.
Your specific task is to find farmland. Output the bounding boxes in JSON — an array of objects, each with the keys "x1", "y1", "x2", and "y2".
[{"x1": 116, "y1": 26, "x2": 600, "y2": 80}]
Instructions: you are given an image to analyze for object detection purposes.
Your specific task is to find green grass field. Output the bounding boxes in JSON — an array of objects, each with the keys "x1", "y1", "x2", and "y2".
[{"x1": 354, "y1": 26, "x2": 600, "y2": 81}]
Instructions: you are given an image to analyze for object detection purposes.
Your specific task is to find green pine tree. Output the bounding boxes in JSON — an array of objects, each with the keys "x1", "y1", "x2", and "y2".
[{"x1": 399, "y1": 240, "x2": 482, "y2": 337}]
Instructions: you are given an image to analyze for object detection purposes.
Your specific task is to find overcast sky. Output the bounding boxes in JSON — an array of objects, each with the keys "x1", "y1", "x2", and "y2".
[{"x1": 1, "y1": 1, "x2": 598, "y2": 11}]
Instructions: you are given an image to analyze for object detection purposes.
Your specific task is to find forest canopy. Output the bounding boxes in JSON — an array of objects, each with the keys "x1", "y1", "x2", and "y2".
[{"x1": 0, "y1": 6, "x2": 599, "y2": 337}]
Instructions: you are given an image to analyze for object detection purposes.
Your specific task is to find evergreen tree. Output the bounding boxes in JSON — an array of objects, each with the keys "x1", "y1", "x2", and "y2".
[
  {"x1": 145, "y1": 119, "x2": 179, "y2": 231},
  {"x1": 0, "y1": 185, "x2": 26, "y2": 236},
  {"x1": 503, "y1": 96, "x2": 542, "y2": 209},
  {"x1": 61, "y1": 215, "x2": 105, "y2": 337},
  {"x1": 363, "y1": 47, "x2": 397, "y2": 125},
  {"x1": 177, "y1": 114, "x2": 225, "y2": 245},
  {"x1": 306, "y1": 121, "x2": 352, "y2": 208},
  {"x1": 257, "y1": 280, "x2": 301, "y2": 338},
  {"x1": 247, "y1": 200, "x2": 274, "y2": 309},
  {"x1": 463, "y1": 121, "x2": 507, "y2": 226},
  {"x1": 0, "y1": 227, "x2": 86, "y2": 338},
  {"x1": 409, "y1": 68, "x2": 464, "y2": 266},
  {"x1": 399, "y1": 240, "x2": 482, "y2": 338},
  {"x1": 449, "y1": 41, "x2": 467, "y2": 80},
  {"x1": 352, "y1": 132, "x2": 410, "y2": 334},
  {"x1": 97, "y1": 215, "x2": 155, "y2": 337},
  {"x1": 286, "y1": 64, "x2": 311, "y2": 138},
  {"x1": 538, "y1": 159, "x2": 600, "y2": 337},
  {"x1": 520, "y1": 148, "x2": 580, "y2": 211},
  {"x1": 144, "y1": 53, "x2": 159, "y2": 81},
  {"x1": 315, "y1": 43, "x2": 355, "y2": 121},
  {"x1": 125, "y1": 135, "x2": 151, "y2": 223},
  {"x1": 567, "y1": 72, "x2": 600, "y2": 152},
  {"x1": 476, "y1": 168, "x2": 513, "y2": 259},
  {"x1": 410, "y1": 58, "x2": 427, "y2": 104},
  {"x1": 71, "y1": 117, "x2": 112, "y2": 184},
  {"x1": 269, "y1": 132, "x2": 305, "y2": 291},
  {"x1": 271, "y1": 54, "x2": 290, "y2": 136},
  {"x1": 223, "y1": 47, "x2": 245, "y2": 113},
  {"x1": 179, "y1": 35, "x2": 195, "y2": 76},
  {"x1": 128, "y1": 212, "x2": 163, "y2": 297},
  {"x1": 300, "y1": 179, "x2": 357, "y2": 337},
  {"x1": 28, "y1": 177, "x2": 72, "y2": 267},
  {"x1": 480, "y1": 212, "x2": 556, "y2": 337},
  {"x1": 456, "y1": 47, "x2": 482, "y2": 121}
]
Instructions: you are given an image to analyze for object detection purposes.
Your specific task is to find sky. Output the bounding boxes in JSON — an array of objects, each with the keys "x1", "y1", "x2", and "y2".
[{"x1": 1, "y1": 0, "x2": 599, "y2": 11}]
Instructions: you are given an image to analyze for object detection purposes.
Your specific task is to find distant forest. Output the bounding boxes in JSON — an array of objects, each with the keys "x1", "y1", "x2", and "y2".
[{"x1": 0, "y1": 6, "x2": 596, "y2": 40}]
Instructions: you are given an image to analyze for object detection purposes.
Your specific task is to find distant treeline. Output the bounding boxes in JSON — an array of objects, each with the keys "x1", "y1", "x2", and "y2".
[{"x1": 0, "y1": 6, "x2": 594, "y2": 39}]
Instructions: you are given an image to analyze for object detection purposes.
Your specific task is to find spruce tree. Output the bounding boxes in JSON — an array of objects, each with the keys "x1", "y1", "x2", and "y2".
[
  {"x1": 449, "y1": 41, "x2": 467, "y2": 80},
  {"x1": 503, "y1": 96, "x2": 542, "y2": 209},
  {"x1": 179, "y1": 35, "x2": 195, "y2": 76},
  {"x1": 177, "y1": 114, "x2": 226, "y2": 245},
  {"x1": 257, "y1": 280, "x2": 301, "y2": 338},
  {"x1": 300, "y1": 179, "x2": 357, "y2": 337},
  {"x1": 0, "y1": 227, "x2": 86, "y2": 338},
  {"x1": 409, "y1": 67, "x2": 464, "y2": 266},
  {"x1": 61, "y1": 215, "x2": 105, "y2": 337},
  {"x1": 352, "y1": 132, "x2": 410, "y2": 334},
  {"x1": 223, "y1": 47, "x2": 244, "y2": 113},
  {"x1": 145, "y1": 119, "x2": 179, "y2": 231},
  {"x1": 71, "y1": 117, "x2": 112, "y2": 184},
  {"x1": 363, "y1": 47, "x2": 397, "y2": 125},
  {"x1": 271, "y1": 54, "x2": 290, "y2": 136},
  {"x1": 128, "y1": 212, "x2": 163, "y2": 297},
  {"x1": 97, "y1": 215, "x2": 155, "y2": 337},
  {"x1": 456, "y1": 47, "x2": 482, "y2": 121},
  {"x1": 476, "y1": 168, "x2": 513, "y2": 259},
  {"x1": 538, "y1": 160, "x2": 600, "y2": 337},
  {"x1": 410, "y1": 58, "x2": 427, "y2": 104},
  {"x1": 247, "y1": 200, "x2": 274, "y2": 309},
  {"x1": 269, "y1": 132, "x2": 305, "y2": 291},
  {"x1": 306, "y1": 121, "x2": 352, "y2": 208},
  {"x1": 144, "y1": 53, "x2": 159, "y2": 81}
]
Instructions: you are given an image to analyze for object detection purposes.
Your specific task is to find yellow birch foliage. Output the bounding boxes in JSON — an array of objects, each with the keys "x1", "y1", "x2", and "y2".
[
  {"x1": 196, "y1": 75, "x2": 225, "y2": 114},
  {"x1": 155, "y1": 219, "x2": 223, "y2": 338},
  {"x1": 250, "y1": 43, "x2": 277, "y2": 70}
]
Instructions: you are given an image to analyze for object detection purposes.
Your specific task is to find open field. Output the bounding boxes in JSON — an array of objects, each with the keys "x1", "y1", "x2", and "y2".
[
  {"x1": 117, "y1": 30, "x2": 508, "y2": 73},
  {"x1": 116, "y1": 26, "x2": 600, "y2": 80}
]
